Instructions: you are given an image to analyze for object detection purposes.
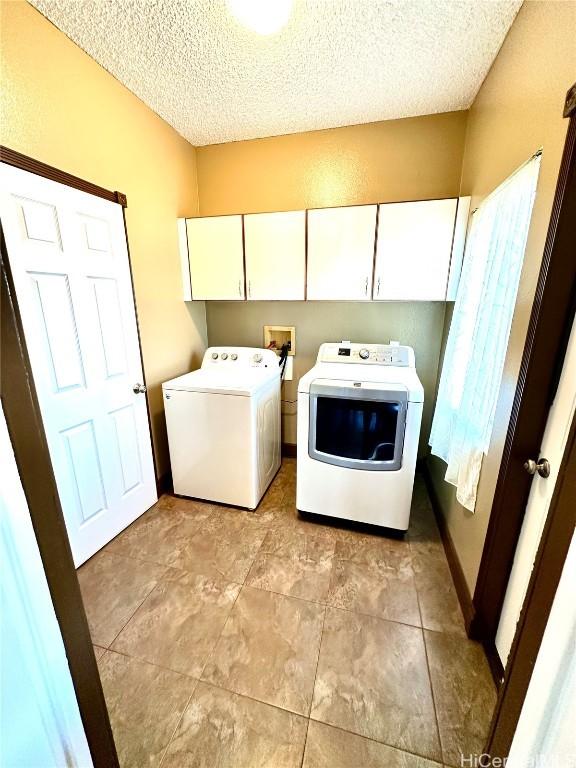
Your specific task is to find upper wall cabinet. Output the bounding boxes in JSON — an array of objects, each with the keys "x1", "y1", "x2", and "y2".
[
  {"x1": 374, "y1": 199, "x2": 458, "y2": 301},
  {"x1": 307, "y1": 205, "x2": 377, "y2": 300},
  {"x1": 178, "y1": 197, "x2": 470, "y2": 303},
  {"x1": 186, "y1": 215, "x2": 244, "y2": 300},
  {"x1": 244, "y1": 211, "x2": 306, "y2": 300},
  {"x1": 372, "y1": 197, "x2": 470, "y2": 301}
]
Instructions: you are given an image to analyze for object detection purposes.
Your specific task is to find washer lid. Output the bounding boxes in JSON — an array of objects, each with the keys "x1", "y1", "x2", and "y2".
[{"x1": 162, "y1": 368, "x2": 279, "y2": 396}]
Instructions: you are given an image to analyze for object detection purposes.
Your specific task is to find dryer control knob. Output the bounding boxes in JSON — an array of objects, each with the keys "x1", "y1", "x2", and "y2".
[
  {"x1": 359, "y1": 348, "x2": 370, "y2": 360},
  {"x1": 221, "y1": 352, "x2": 228, "y2": 360},
  {"x1": 230, "y1": 353, "x2": 238, "y2": 361},
  {"x1": 253, "y1": 353, "x2": 263, "y2": 363},
  {"x1": 211, "y1": 352, "x2": 219, "y2": 360}
]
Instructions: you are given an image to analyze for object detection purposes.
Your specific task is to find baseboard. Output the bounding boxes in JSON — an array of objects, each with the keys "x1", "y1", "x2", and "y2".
[
  {"x1": 422, "y1": 461, "x2": 505, "y2": 689},
  {"x1": 420, "y1": 460, "x2": 476, "y2": 634},
  {"x1": 282, "y1": 443, "x2": 297, "y2": 458},
  {"x1": 156, "y1": 471, "x2": 172, "y2": 497}
]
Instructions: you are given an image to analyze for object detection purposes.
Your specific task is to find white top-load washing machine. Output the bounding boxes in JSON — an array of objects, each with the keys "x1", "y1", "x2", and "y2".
[
  {"x1": 297, "y1": 342, "x2": 424, "y2": 531},
  {"x1": 163, "y1": 347, "x2": 281, "y2": 509}
]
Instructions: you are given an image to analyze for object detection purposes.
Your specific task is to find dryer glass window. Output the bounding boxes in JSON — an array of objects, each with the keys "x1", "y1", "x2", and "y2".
[
  {"x1": 308, "y1": 386, "x2": 407, "y2": 471},
  {"x1": 315, "y1": 397, "x2": 399, "y2": 461}
]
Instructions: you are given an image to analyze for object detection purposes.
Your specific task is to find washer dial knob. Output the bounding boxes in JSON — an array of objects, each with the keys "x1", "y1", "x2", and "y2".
[
  {"x1": 211, "y1": 352, "x2": 218, "y2": 360},
  {"x1": 253, "y1": 353, "x2": 263, "y2": 364},
  {"x1": 230, "y1": 353, "x2": 238, "y2": 361},
  {"x1": 359, "y1": 348, "x2": 370, "y2": 360},
  {"x1": 221, "y1": 352, "x2": 228, "y2": 360}
]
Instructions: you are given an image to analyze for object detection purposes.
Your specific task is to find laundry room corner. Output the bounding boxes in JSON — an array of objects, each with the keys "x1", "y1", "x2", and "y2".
[
  {"x1": 197, "y1": 113, "x2": 466, "y2": 455},
  {"x1": 204, "y1": 300, "x2": 447, "y2": 457}
]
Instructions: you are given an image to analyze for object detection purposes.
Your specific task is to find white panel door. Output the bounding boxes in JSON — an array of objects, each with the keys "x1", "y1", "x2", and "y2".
[
  {"x1": 186, "y1": 215, "x2": 245, "y2": 300},
  {"x1": 307, "y1": 205, "x2": 377, "y2": 300},
  {"x1": 374, "y1": 198, "x2": 458, "y2": 300},
  {"x1": 0, "y1": 164, "x2": 157, "y2": 566},
  {"x1": 244, "y1": 211, "x2": 305, "y2": 300},
  {"x1": 496, "y1": 314, "x2": 576, "y2": 665}
]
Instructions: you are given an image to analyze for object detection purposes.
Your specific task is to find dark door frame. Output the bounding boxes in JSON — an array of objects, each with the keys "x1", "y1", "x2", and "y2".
[
  {"x1": 0, "y1": 146, "x2": 128, "y2": 206},
  {"x1": 470, "y1": 85, "x2": 576, "y2": 672}
]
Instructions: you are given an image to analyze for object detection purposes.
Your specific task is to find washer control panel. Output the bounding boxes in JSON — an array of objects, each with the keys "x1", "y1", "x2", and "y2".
[
  {"x1": 202, "y1": 347, "x2": 278, "y2": 369},
  {"x1": 317, "y1": 342, "x2": 414, "y2": 367}
]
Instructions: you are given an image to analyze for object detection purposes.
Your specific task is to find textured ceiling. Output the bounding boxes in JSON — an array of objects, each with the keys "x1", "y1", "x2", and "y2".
[{"x1": 29, "y1": 0, "x2": 522, "y2": 146}]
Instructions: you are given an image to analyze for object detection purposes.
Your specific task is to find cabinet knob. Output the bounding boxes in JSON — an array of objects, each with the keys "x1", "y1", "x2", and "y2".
[
  {"x1": 377, "y1": 277, "x2": 381, "y2": 296},
  {"x1": 364, "y1": 277, "x2": 369, "y2": 296}
]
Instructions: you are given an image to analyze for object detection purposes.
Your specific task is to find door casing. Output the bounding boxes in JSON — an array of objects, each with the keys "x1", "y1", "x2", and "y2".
[{"x1": 470, "y1": 88, "x2": 576, "y2": 679}]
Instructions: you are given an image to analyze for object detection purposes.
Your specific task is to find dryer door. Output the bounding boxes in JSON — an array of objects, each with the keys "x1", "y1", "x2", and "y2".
[{"x1": 308, "y1": 380, "x2": 408, "y2": 471}]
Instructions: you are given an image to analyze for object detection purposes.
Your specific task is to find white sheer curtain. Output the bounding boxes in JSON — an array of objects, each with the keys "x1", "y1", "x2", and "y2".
[{"x1": 429, "y1": 153, "x2": 541, "y2": 511}]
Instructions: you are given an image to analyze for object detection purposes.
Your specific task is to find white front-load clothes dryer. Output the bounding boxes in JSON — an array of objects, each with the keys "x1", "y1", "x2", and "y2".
[
  {"x1": 296, "y1": 342, "x2": 424, "y2": 531},
  {"x1": 163, "y1": 347, "x2": 280, "y2": 509}
]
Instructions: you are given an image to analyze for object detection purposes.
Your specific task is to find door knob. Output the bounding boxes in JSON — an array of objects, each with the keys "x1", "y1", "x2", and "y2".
[
  {"x1": 524, "y1": 457, "x2": 550, "y2": 478},
  {"x1": 133, "y1": 383, "x2": 147, "y2": 394}
]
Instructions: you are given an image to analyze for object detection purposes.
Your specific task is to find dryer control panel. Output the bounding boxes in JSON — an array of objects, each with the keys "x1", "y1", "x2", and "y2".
[{"x1": 317, "y1": 343, "x2": 414, "y2": 367}]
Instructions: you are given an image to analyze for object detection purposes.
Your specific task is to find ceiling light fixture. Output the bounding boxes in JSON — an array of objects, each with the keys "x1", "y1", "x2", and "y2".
[{"x1": 226, "y1": 0, "x2": 293, "y2": 36}]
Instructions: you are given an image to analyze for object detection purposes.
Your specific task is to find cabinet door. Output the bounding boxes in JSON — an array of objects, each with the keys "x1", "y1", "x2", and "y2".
[
  {"x1": 374, "y1": 199, "x2": 458, "y2": 300},
  {"x1": 446, "y1": 197, "x2": 471, "y2": 300},
  {"x1": 177, "y1": 219, "x2": 192, "y2": 300},
  {"x1": 186, "y1": 215, "x2": 244, "y2": 300},
  {"x1": 307, "y1": 205, "x2": 377, "y2": 300},
  {"x1": 245, "y1": 211, "x2": 305, "y2": 300}
]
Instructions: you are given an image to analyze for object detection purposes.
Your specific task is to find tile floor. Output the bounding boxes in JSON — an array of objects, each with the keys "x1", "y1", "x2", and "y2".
[{"x1": 80, "y1": 460, "x2": 497, "y2": 768}]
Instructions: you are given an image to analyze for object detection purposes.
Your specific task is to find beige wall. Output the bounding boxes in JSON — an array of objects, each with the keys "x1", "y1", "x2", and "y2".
[
  {"x1": 428, "y1": 0, "x2": 576, "y2": 594},
  {"x1": 196, "y1": 112, "x2": 467, "y2": 214},
  {"x1": 197, "y1": 112, "x2": 468, "y2": 452},
  {"x1": 1, "y1": 0, "x2": 206, "y2": 478}
]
